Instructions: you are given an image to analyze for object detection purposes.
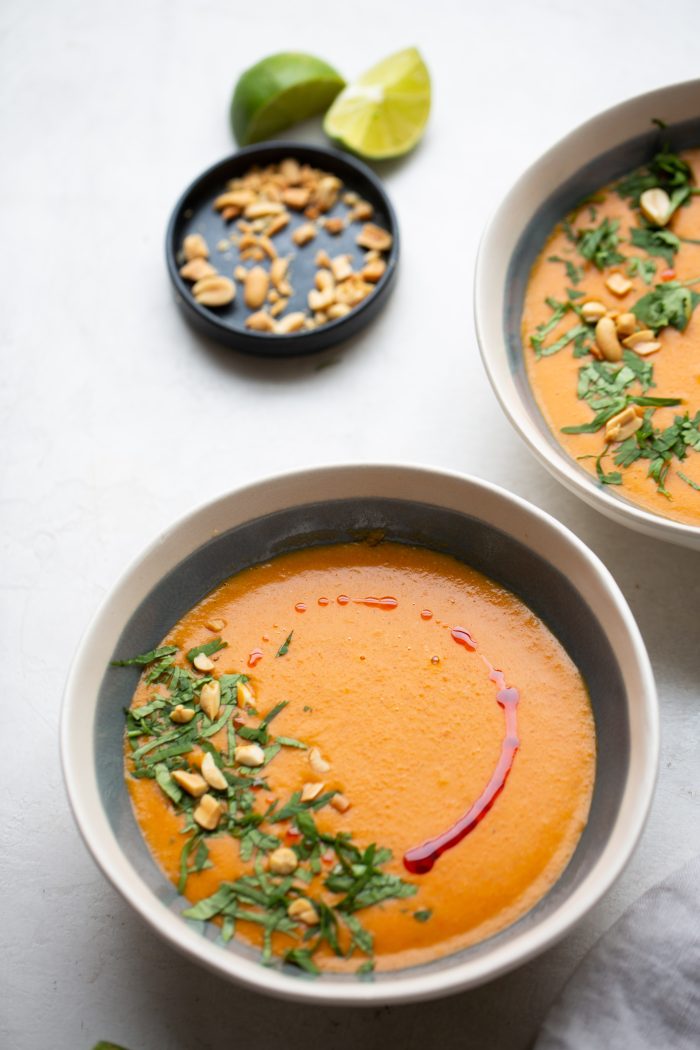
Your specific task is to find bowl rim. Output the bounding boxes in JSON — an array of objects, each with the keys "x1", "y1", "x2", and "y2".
[
  {"x1": 60, "y1": 463, "x2": 658, "y2": 1004},
  {"x1": 474, "y1": 77, "x2": 700, "y2": 550}
]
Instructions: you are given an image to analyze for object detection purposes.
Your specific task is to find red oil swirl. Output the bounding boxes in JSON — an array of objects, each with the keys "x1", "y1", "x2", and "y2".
[
  {"x1": 403, "y1": 629, "x2": 520, "y2": 875},
  {"x1": 294, "y1": 603, "x2": 307, "y2": 613},
  {"x1": 421, "y1": 609, "x2": 433, "y2": 620},
  {"x1": 354, "y1": 596, "x2": 398, "y2": 610},
  {"x1": 247, "y1": 648, "x2": 263, "y2": 668},
  {"x1": 337, "y1": 594, "x2": 351, "y2": 605},
  {"x1": 451, "y1": 626, "x2": 476, "y2": 651},
  {"x1": 318, "y1": 597, "x2": 330, "y2": 606}
]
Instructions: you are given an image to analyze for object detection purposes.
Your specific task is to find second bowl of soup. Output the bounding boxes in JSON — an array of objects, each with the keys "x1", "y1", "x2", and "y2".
[{"x1": 475, "y1": 78, "x2": 700, "y2": 548}]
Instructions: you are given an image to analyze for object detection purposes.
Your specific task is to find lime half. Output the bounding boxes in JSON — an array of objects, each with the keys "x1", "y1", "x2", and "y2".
[
  {"x1": 231, "y1": 53, "x2": 345, "y2": 145},
  {"x1": 323, "y1": 47, "x2": 431, "y2": 160}
]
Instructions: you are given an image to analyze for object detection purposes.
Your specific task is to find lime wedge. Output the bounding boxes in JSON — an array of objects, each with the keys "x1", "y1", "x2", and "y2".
[
  {"x1": 323, "y1": 47, "x2": 431, "y2": 160},
  {"x1": 231, "y1": 53, "x2": 345, "y2": 145}
]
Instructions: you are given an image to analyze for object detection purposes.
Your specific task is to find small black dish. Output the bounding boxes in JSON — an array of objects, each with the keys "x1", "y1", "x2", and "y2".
[{"x1": 165, "y1": 142, "x2": 400, "y2": 357}]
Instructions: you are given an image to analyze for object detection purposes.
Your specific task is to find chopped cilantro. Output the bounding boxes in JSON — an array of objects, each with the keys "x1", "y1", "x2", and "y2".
[
  {"x1": 616, "y1": 139, "x2": 694, "y2": 207},
  {"x1": 632, "y1": 281, "x2": 700, "y2": 333},
  {"x1": 626, "y1": 256, "x2": 657, "y2": 285},
  {"x1": 576, "y1": 217, "x2": 625, "y2": 270},
  {"x1": 116, "y1": 634, "x2": 425, "y2": 975},
  {"x1": 186, "y1": 637, "x2": 228, "y2": 663},
  {"x1": 276, "y1": 631, "x2": 293, "y2": 657},
  {"x1": 629, "y1": 227, "x2": 680, "y2": 267},
  {"x1": 547, "y1": 255, "x2": 584, "y2": 285},
  {"x1": 678, "y1": 471, "x2": 700, "y2": 492},
  {"x1": 111, "y1": 645, "x2": 178, "y2": 668}
]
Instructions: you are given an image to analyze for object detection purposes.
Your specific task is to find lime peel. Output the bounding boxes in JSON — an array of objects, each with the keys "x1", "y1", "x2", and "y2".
[{"x1": 231, "y1": 52, "x2": 345, "y2": 145}]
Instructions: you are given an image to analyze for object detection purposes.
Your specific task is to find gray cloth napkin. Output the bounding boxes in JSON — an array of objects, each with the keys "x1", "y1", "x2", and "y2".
[{"x1": 534, "y1": 854, "x2": 700, "y2": 1050}]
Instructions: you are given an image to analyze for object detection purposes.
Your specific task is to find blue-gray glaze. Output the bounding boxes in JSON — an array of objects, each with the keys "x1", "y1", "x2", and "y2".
[{"x1": 96, "y1": 497, "x2": 628, "y2": 981}]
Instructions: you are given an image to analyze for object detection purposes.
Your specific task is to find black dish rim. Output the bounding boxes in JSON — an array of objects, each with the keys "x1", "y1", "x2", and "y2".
[{"x1": 165, "y1": 142, "x2": 400, "y2": 358}]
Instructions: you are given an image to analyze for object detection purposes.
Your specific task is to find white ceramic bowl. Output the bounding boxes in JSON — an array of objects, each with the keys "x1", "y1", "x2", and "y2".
[
  {"x1": 61, "y1": 465, "x2": 658, "y2": 1004},
  {"x1": 475, "y1": 78, "x2": 700, "y2": 550}
]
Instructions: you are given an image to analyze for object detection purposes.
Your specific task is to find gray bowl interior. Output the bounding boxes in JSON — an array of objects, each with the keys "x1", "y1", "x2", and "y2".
[
  {"x1": 95, "y1": 497, "x2": 629, "y2": 985},
  {"x1": 505, "y1": 115, "x2": 700, "y2": 470}
]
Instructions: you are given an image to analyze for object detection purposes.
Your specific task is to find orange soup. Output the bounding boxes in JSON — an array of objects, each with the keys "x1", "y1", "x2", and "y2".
[
  {"x1": 522, "y1": 142, "x2": 700, "y2": 526},
  {"x1": 119, "y1": 542, "x2": 595, "y2": 974}
]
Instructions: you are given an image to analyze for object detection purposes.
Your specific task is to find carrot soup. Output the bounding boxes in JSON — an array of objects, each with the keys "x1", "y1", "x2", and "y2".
[
  {"x1": 522, "y1": 137, "x2": 700, "y2": 526},
  {"x1": 117, "y1": 541, "x2": 595, "y2": 974}
]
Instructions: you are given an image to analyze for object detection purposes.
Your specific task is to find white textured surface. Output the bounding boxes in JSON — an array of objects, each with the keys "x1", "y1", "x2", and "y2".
[{"x1": 2, "y1": 1, "x2": 699, "y2": 1048}]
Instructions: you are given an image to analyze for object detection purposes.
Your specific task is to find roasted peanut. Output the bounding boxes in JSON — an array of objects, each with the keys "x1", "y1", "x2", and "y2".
[
  {"x1": 172, "y1": 770, "x2": 208, "y2": 797},
  {"x1": 179, "y1": 258, "x2": 217, "y2": 282},
  {"x1": 605, "y1": 405, "x2": 644, "y2": 442},
  {"x1": 268, "y1": 847, "x2": 298, "y2": 875},
  {"x1": 193, "y1": 793, "x2": 222, "y2": 830},
  {"x1": 605, "y1": 272, "x2": 632, "y2": 297},
  {"x1": 287, "y1": 898, "x2": 318, "y2": 926},
  {"x1": 245, "y1": 310, "x2": 275, "y2": 332},
  {"x1": 244, "y1": 266, "x2": 270, "y2": 309},
  {"x1": 580, "y1": 300, "x2": 607, "y2": 324},
  {"x1": 640, "y1": 187, "x2": 671, "y2": 227},
  {"x1": 292, "y1": 223, "x2": 317, "y2": 247},
  {"x1": 235, "y1": 743, "x2": 265, "y2": 767},
  {"x1": 201, "y1": 751, "x2": 228, "y2": 791},
  {"x1": 192, "y1": 275, "x2": 236, "y2": 307},
  {"x1": 183, "y1": 233, "x2": 209, "y2": 261},
  {"x1": 199, "y1": 679, "x2": 221, "y2": 720}
]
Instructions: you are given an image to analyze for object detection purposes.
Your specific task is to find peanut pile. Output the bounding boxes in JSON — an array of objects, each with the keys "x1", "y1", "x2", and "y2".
[{"x1": 177, "y1": 157, "x2": 393, "y2": 335}]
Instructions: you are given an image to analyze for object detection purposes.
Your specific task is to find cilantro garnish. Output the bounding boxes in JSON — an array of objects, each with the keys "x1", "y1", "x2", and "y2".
[
  {"x1": 616, "y1": 139, "x2": 694, "y2": 208},
  {"x1": 629, "y1": 227, "x2": 680, "y2": 267},
  {"x1": 612, "y1": 410, "x2": 700, "y2": 497},
  {"x1": 111, "y1": 645, "x2": 178, "y2": 667},
  {"x1": 547, "y1": 255, "x2": 583, "y2": 285},
  {"x1": 626, "y1": 256, "x2": 657, "y2": 286},
  {"x1": 678, "y1": 471, "x2": 700, "y2": 492},
  {"x1": 186, "y1": 637, "x2": 228, "y2": 663},
  {"x1": 276, "y1": 631, "x2": 293, "y2": 657},
  {"x1": 632, "y1": 281, "x2": 700, "y2": 333},
  {"x1": 116, "y1": 637, "x2": 420, "y2": 975},
  {"x1": 575, "y1": 217, "x2": 625, "y2": 270}
]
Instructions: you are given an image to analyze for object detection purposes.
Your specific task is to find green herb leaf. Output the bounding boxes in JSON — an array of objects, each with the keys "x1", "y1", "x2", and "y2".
[
  {"x1": 186, "y1": 638, "x2": 228, "y2": 663},
  {"x1": 626, "y1": 256, "x2": 657, "y2": 285},
  {"x1": 629, "y1": 227, "x2": 680, "y2": 266},
  {"x1": 547, "y1": 255, "x2": 584, "y2": 285},
  {"x1": 616, "y1": 140, "x2": 694, "y2": 207},
  {"x1": 276, "y1": 631, "x2": 294, "y2": 657},
  {"x1": 678, "y1": 471, "x2": 700, "y2": 491},
  {"x1": 530, "y1": 300, "x2": 570, "y2": 355},
  {"x1": 595, "y1": 453, "x2": 623, "y2": 486},
  {"x1": 261, "y1": 700, "x2": 288, "y2": 726},
  {"x1": 413, "y1": 908, "x2": 433, "y2": 922},
  {"x1": 343, "y1": 912, "x2": 374, "y2": 955},
  {"x1": 285, "y1": 948, "x2": 320, "y2": 975},
  {"x1": 537, "y1": 323, "x2": 590, "y2": 359},
  {"x1": 576, "y1": 217, "x2": 625, "y2": 270},
  {"x1": 632, "y1": 282, "x2": 700, "y2": 333},
  {"x1": 182, "y1": 884, "x2": 236, "y2": 920},
  {"x1": 111, "y1": 645, "x2": 178, "y2": 667},
  {"x1": 154, "y1": 763, "x2": 183, "y2": 805},
  {"x1": 200, "y1": 705, "x2": 234, "y2": 739}
]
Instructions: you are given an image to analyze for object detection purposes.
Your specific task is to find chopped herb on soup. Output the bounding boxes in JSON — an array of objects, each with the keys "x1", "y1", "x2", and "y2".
[{"x1": 522, "y1": 132, "x2": 700, "y2": 524}]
